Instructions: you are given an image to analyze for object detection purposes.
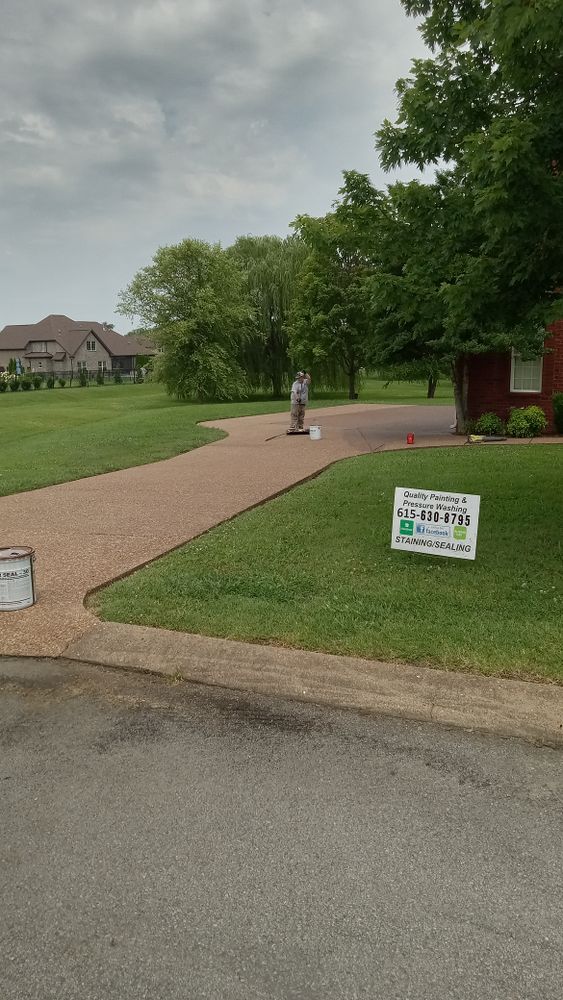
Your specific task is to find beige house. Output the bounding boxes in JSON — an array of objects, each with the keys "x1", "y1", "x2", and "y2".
[{"x1": 0, "y1": 314, "x2": 156, "y2": 376}]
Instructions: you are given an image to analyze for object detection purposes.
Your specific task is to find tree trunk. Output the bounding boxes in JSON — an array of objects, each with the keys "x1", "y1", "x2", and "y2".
[
  {"x1": 348, "y1": 366, "x2": 357, "y2": 399},
  {"x1": 271, "y1": 369, "x2": 283, "y2": 398},
  {"x1": 451, "y1": 355, "x2": 470, "y2": 433},
  {"x1": 427, "y1": 375, "x2": 437, "y2": 398}
]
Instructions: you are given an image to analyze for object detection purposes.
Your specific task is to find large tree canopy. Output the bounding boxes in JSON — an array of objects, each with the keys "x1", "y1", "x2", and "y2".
[
  {"x1": 377, "y1": 0, "x2": 563, "y2": 331},
  {"x1": 117, "y1": 240, "x2": 251, "y2": 401},
  {"x1": 373, "y1": 0, "x2": 563, "y2": 427}
]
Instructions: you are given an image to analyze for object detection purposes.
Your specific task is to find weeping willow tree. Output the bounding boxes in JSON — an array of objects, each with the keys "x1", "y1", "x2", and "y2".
[{"x1": 228, "y1": 235, "x2": 307, "y2": 397}]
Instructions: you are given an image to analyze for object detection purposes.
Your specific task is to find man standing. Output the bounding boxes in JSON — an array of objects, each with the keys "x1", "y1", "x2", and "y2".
[{"x1": 288, "y1": 371, "x2": 311, "y2": 434}]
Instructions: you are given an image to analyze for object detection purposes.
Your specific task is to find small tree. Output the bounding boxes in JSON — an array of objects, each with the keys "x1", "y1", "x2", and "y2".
[
  {"x1": 118, "y1": 239, "x2": 252, "y2": 401},
  {"x1": 78, "y1": 369, "x2": 88, "y2": 387},
  {"x1": 96, "y1": 369, "x2": 105, "y2": 386},
  {"x1": 290, "y1": 211, "x2": 373, "y2": 399},
  {"x1": 228, "y1": 235, "x2": 307, "y2": 396}
]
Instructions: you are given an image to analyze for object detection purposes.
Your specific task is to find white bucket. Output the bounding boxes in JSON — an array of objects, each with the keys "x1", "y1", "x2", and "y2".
[
  {"x1": 309, "y1": 425, "x2": 322, "y2": 440},
  {"x1": 0, "y1": 546, "x2": 36, "y2": 611}
]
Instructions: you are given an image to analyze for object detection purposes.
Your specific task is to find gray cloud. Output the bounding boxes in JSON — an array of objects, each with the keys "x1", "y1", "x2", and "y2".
[{"x1": 0, "y1": 0, "x2": 427, "y2": 328}]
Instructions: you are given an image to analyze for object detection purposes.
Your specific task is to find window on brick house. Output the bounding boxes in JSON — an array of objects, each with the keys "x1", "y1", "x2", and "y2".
[
  {"x1": 86, "y1": 340, "x2": 96, "y2": 351},
  {"x1": 510, "y1": 351, "x2": 543, "y2": 393}
]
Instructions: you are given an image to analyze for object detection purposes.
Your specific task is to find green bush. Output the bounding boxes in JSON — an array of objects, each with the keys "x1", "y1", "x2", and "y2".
[
  {"x1": 474, "y1": 412, "x2": 505, "y2": 436},
  {"x1": 552, "y1": 392, "x2": 563, "y2": 434},
  {"x1": 113, "y1": 368, "x2": 123, "y2": 384},
  {"x1": 57, "y1": 377, "x2": 66, "y2": 388},
  {"x1": 9, "y1": 378, "x2": 20, "y2": 392},
  {"x1": 0, "y1": 379, "x2": 7, "y2": 393},
  {"x1": 46, "y1": 376, "x2": 56, "y2": 389},
  {"x1": 523, "y1": 405, "x2": 547, "y2": 436},
  {"x1": 507, "y1": 405, "x2": 547, "y2": 438},
  {"x1": 32, "y1": 375, "x2": 43, "y2": 390},
  {"x1": 96, "y1": 369, "x2": 105, "y2": 386},
  {"x1": 20, "y1": 378, "x2": 32, "y2": 391},
  {"x1": 78, "y1": 370, "x2": 89, "y2": 387}
]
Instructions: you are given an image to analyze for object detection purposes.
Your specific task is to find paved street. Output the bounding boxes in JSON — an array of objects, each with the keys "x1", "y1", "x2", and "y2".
[{"x1": 1, "y1": 657, "x2": 562, "y2": 1000}]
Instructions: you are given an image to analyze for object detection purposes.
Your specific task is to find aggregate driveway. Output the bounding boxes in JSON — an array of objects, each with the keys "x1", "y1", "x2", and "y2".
[{"x1": 0, "y1": 403, "x2": 458, "y2": 658}]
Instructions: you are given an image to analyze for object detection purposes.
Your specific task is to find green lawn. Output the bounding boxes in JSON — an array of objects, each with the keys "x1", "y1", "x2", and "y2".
[
  {"x1": 0, "y1": 378, "x2": 452, "y2": 497},
  {"x1": 96, "y1": 445, "x2": 563, "y2": 683}
]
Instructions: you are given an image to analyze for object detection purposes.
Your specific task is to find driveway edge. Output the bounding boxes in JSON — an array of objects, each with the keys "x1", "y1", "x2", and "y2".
[{"x1": 62, "y1": 622, "x2": 563, "y2": 745}]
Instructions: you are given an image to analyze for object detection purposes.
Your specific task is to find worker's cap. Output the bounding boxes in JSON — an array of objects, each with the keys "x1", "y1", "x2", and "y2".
[{"x1": 296, "y1": 371, "x2": 305, "y2": 377}]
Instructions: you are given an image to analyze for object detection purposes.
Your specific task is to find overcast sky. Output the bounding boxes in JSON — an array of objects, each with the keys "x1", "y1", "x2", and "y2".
[{"x1": 1, "y1": 0, "x2": 427, "y2": 331}]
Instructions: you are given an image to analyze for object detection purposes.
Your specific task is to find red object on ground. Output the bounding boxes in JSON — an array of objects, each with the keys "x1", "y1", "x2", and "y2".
[{"x1": 407, "y1": 433, "x2": 415, "y2": 445}]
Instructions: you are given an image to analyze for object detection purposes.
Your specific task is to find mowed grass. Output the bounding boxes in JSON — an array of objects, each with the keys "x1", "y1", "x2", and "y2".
[
  {"x1": 96, "y1": 445, "x2": 563, "y2": 682},
  {"x1": 0, "y1": 378, "x2": 452, "y2": 496}
]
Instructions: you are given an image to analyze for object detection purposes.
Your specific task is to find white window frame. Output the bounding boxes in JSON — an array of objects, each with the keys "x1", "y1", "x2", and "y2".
[
  {"x1": 97, "y1": 360, "x2": 107, "y2": 371},
  {"x1": 77, "y1": 361, "x2": 88, "y2": 372},
  {"x1": 510, "y1": 350, "x2": 543, "y2": 394},
  {"x1": 86, "y1": 339, "x2": 97, "y2": 352}
]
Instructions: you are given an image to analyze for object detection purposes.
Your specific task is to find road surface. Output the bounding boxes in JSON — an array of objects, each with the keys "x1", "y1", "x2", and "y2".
[{"x1": 1, "y1": 657, "x2": 561, "y2": 999}]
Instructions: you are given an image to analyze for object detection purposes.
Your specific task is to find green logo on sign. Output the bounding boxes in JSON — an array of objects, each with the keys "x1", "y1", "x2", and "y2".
[
  {"x1": 400, "y1": 519, "x2": 414, "y2": 536},
  {"x1": 453, "y1": 526, "x2": 467, "y2": 540}
]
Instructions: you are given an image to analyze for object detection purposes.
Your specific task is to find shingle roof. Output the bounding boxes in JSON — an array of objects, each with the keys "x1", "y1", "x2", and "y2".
[{"x1": 0, "y1": 315, "x2": 156, "y2": 359}]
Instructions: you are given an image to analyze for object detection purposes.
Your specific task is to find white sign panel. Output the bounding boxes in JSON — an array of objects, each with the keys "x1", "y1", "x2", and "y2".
[{"x1": 391, "y1": 487, "x2": 481, "y2": 561}]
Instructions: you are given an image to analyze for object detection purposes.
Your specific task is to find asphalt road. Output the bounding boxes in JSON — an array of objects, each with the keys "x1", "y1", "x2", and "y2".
[{"x1": 1, "y1": 657, "x2": 562, "y2": 1000}]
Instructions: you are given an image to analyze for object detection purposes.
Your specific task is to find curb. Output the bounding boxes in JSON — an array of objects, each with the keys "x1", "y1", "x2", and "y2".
[{"x1": 63, "y1": 622, "x2": 563, "y2": 746}]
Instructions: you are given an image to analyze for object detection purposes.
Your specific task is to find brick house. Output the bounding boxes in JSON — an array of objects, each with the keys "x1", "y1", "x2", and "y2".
[
  {"x1": 467, "y1": 320, "x2": 563, "y2": 432},
  {"x1": 0, "y1": 314, "x2": 156, "y2": 377}
]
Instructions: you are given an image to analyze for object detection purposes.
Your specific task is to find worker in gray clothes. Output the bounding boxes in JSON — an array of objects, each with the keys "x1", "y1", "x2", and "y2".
[{"x1": 288, "y1": 371, "x2": 311, "y2": 433}]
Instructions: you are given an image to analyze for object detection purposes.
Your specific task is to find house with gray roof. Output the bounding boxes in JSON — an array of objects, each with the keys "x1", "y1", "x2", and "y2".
[{"x1": 0, "y1": 315, "x2": 156, "y2": 377}]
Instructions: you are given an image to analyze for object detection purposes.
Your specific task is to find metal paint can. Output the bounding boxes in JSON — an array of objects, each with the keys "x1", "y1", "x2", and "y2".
[{"x1": 0, "y1": 546, "x2": 37, "y2": 611}]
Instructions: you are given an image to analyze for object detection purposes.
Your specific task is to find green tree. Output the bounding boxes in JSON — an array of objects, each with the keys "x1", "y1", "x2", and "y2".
[
  {"x1": 375, "y1": 1, "x2": 563, "y2": 426},
  {"x1": 290, "y1": 211, "x2": 374, "y2": 399},
  {"x1": 228, "y1": 235, "x2": 306, "y2": 397},
  {"x1": 117, "y1": 240, "x2": 252, "y2": 401}
]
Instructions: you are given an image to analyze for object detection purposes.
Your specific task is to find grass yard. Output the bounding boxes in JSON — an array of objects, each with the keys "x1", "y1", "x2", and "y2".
[
  {"x1": 96, "y1": 445, "x2": 563, "y2": 683},
  {"x1": 0, "y1": 378, "x2": 452, "y2": 497}
]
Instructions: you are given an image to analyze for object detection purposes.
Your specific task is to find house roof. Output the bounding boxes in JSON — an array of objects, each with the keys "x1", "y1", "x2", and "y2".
[
  {"x1": 24, "y1": 351, "x2": 53, "y2": 359},
  {"x1": 0, "y1": 315, "x2": 157, "y2": 359}
]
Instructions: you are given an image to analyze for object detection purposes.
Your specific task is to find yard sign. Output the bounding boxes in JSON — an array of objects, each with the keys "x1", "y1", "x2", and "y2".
[{"x1": 391, "y1": 487, "x2": 481, "y2": 561}]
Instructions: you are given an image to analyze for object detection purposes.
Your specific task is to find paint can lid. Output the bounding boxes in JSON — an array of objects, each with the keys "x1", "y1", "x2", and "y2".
[{"x1": 0, "y1": 546, "x2": 35, "y2": 561}]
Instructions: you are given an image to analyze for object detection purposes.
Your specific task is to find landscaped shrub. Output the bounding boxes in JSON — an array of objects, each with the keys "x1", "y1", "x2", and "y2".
[
  {"x1": 57, "y1": 377, "x2": 67, "y2": 388},
  {"x1": 474, "y1": 412, "x2": 505, "y2": 436},
  {"x1": 507, "y1": 405, "x2": 547, "y2": 438},
  {"x1": 9, "y1": 378, "x2": 20, "y2": 392},
  {"x1": 96, "y1": 370, "x2": 105, "y2": 386},
  {"x1": 552, "y1": 392, "x2": 563, "y2": 434},
  {"x1": 78, "y1": 370, "x2": 89, "y2": 387},
  {"x1": 523, "y1": 405, "x2": 548, "y2": 436},
  {"x1": 0, "y1": 379, "x2": 7, "y2": 392},
  {"x1": 46, "y1": 376, "x2": 56, "y2": 389},
  {"x1": 113, "y1": 368, "x2": 123, "y2": 384},
  {"x1": 32, "y1": 375, "x2": 43, "y2": 390}
]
